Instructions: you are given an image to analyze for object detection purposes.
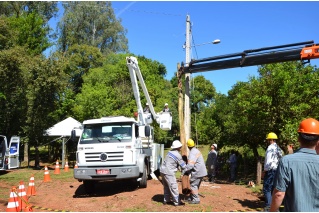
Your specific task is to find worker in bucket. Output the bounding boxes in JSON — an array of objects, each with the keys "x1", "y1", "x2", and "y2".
[
  {"x1": 183, "y1": 139, "x2": 207, "y2": 204},
  {"x1": 143, "y1": 102, "x2": 150, "y2": 113},
  {"x1": 162, "y1": 103, "x2": 170, "y2": 112},
  {"x1": 160, "y1": 140, "x2": 186, "y2": 206}
]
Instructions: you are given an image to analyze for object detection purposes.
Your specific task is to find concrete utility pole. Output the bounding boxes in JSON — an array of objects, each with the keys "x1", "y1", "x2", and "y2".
[{"x1": 184, "y1": 15, "x2": 191, "y2": 143}]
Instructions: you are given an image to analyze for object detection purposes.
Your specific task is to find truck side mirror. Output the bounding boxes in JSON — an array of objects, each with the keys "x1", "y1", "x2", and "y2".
[
  {"x1": 135, "y1": 124, "x2": 139, "y2": 138},
  {"x1": 144, "y1": 125, "x2": 150, "y2": 137},
  {"x1": 71, "y1": 130, "x2": 77, "y2": 142}
]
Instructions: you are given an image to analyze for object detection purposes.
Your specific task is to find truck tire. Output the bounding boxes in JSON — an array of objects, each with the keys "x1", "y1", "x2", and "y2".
[
  {"x1": 139, "y1": 166, "x2": 147, "y2": 188},
  {"x1": 83, "y1": 180, "x2": 95, "y2": 194}
]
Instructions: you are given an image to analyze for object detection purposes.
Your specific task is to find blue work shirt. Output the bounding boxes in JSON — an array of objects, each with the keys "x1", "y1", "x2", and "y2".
[{"x1": 273, "y1": 148, "x2": 319, "y2": 212}]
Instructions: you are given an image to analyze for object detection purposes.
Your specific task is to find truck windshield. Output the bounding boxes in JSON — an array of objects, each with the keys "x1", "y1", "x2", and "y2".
[{"x1": 80, "y1": 123, "x2": 133, "y2": 144}]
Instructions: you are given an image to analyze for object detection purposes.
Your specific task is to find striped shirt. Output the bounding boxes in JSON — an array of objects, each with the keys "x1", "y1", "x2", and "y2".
[{"x1": 273, "y1": 148, "x2": 319, "y2": 212}]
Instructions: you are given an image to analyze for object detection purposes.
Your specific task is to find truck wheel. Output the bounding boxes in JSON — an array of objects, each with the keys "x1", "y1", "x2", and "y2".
[
  {"x1": 139, "y1": 166, "x2": 147, "y2": 188},
  {"x1": 83, "y1": 180, "x2": 95, "y2": 194}
]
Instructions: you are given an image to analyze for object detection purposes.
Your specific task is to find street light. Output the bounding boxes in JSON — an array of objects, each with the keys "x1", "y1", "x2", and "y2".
[{"x1": 183, "y1": 39, "x2": 221, "y2": 49}]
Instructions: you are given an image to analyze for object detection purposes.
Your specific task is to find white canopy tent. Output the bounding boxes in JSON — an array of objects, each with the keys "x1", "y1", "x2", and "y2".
[
  {"x1": 44, "y1": 117, "x2": 82, "y2": 168},
  {"x1": 45, "y1": 117, "x2": 82, "y2": 137}
]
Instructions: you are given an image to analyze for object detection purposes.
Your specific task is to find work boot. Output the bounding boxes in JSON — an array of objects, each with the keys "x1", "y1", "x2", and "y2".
[
  {"x1": 174, "y1": 201, "x2": 185, "y2": 206},
  {"x1": 188, "y1": 200, "x2": 200, "y2": 204}
]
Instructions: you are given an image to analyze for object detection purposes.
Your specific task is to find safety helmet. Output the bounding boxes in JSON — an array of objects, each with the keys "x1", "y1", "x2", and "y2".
[
  {"x1": 212, "y1": 144, "x2": 217, "y2": 149},
  {"x1": 171, "y1": 140, "x2": 182, "y2": 149},
  {"x1": 164, "y1": 103, "x2": 168, "y2": 106},
  {"x1": 266, "y1": 132, "x2": 278, "y2": 140},
  {"x1": 297, "y1": 118, "x2": 319, "y2": 135},
  {"x1": 146, "y1": 103, "x2": 149, "y2": 106},
  {"x1": 187, "y1": 139, "x2": 195, "y2": 147}
]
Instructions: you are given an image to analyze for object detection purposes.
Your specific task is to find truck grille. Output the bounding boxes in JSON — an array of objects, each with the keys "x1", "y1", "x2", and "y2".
[{"x1": 84, "y1": 152, "x2": 124, "y2": 162}]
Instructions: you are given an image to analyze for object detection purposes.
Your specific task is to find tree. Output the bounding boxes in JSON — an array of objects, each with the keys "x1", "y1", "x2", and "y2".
[
  {"x1": 221, "y1": 61, "x2": 319, "y2": 184},
  {"x1": 0, "y1": 1, "x2": 58, "y2": 22},
  {"x1": 8, "y1": 12, "x2": 51, "y2": 55},
  {"x1": 58, "y1": 1, "x2": 128, "y2": 54},
  {"x1": 189, "y1": 75, "x2": 216, "y2": 144}
]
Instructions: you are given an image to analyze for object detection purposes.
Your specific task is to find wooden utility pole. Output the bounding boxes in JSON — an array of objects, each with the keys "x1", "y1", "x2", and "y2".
[{"x1": 177, "y1": 63, "x2": 187, "y2": 157}]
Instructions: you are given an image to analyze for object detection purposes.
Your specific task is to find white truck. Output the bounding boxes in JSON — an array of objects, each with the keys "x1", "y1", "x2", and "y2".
[
  {"x1": 0, "y1": 136, "x2": 21, "y2": 170},
  {"x1": 72, "y1": 56, "x2": 172, "y2": 193}
]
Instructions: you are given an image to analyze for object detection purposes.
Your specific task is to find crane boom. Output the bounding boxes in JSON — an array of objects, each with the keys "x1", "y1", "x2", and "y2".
[
  {"x1": 126, "y1": 56, "x2": 172, "y2": 130},
  {"x1": 184, "y1": 41, "x2": 319, "y2": 73}
]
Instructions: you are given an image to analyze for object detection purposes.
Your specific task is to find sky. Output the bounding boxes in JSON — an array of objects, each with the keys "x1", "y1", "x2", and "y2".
[{"x1": 49, "y1": 1, "x2": 319, "y2": 95}]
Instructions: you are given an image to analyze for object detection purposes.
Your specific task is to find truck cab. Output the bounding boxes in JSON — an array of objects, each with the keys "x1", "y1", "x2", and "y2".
[{"x1": 73, "y1": 116, "x2": 162, "y2": 193}]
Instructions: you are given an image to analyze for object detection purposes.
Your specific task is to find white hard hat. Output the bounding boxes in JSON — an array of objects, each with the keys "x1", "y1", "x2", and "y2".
[
  {"x1": 212, "y1": 144, "x2": 217, "y2": 149},
  {"x1": 171, "y1": 140, "x2": 182, "y2": 149},
  {"x1": 165, "y1": 103, "x2": 168, "y2": 106},
  {"x1": 146, "y1": 103, "x2": 149, "y2": 105}
]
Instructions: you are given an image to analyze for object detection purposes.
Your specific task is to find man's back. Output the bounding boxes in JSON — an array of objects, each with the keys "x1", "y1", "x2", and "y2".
[
  {"x1": 187, "y1": 148, "x2": 207, "y2": 177},
  {"x1": 273, "y1": 148, "x2": 319, "y2": 211}
]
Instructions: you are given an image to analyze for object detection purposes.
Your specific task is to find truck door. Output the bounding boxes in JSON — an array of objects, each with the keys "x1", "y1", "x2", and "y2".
[
  {"x1": 0, "y1": 136, "x2": 8, "y2": 170},
  {"x1": 8, "y1": 136, "x2": 20, "y2": 169}
]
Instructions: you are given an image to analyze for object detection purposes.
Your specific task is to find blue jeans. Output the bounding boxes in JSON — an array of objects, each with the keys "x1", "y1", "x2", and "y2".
[{"x1": 263, "y1": 169, "x2": 277, "y2": 207}]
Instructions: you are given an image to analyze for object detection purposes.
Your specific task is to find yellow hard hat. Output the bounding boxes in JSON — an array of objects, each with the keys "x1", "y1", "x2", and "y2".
[
  {"x1": 187, "y1": 139, "x2": 195, "y2": 147},
  {"x1": 266, "y1": 132, "x2": 278, "y2": 140}
]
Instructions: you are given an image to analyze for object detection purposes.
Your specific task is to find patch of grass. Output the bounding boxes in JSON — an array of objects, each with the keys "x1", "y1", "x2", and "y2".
[
  {"x1": 123, "y1": 204, "x2": 147, "y2": 212},
  {"x1": 202, "y1": 204, "x2": 213, "y2": 212},
  {"x1": 0, "y1": 167, "x2": 75, "y2": 187},
  {"x1": 250, "y1": 184, "x2": 263, "y2": 194}
]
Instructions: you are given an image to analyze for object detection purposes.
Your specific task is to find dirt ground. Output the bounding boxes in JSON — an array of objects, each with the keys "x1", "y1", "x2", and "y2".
[{"x1": 0, "y1": 168, "x2": 265, "y2": 212}]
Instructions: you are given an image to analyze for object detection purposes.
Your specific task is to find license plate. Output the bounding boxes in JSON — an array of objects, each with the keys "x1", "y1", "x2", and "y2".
[{"x1": 96, "y1": 169, "x2": 110, "y2": 174}]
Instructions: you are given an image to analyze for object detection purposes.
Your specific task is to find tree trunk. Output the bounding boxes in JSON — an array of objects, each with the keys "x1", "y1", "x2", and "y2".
[
  {"x1": 253, "y1": 147, "x2": 262, "y2": 185},
  {"x1": 24, "y1": 142, "x2": 28, "y2": 162},
  {"x1": 256, "y1": 156, "x2": 262, "y2": 185}
]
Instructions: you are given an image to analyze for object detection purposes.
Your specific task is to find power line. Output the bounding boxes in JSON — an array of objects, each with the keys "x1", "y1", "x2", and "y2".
[
  {"x1": 61, "y1": 2, "x2": 182, "y2": 17},
  {"x1": 113, "y1": 8, "x2": 182, "y2": 17}
]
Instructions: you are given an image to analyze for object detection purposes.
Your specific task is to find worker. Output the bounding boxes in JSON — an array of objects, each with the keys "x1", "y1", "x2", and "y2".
[
  {"x1": 160, "y1": 140, "x2": 186, "y2": 206},
  {"x1": 227, "y1": 150, "x2": 238, "y2": 182},
  {"x1": 205, "y1": 143, "x2": 218, "y2": 183},
  {"x1": 143, "y1": 103, "x2": 150, "y2": 113},
  {"x1": 183, "y1": 139, "x2": 207, "y2": 204},
  {"x1": 262, "y1": 132, "x2": 283, "y2": 212},
  {"x1": 270, "y1": 118, "x2": 319, "y2": 212},
  {"x1": 162, "y1": 103, "x2": 170, "y2": 112}
]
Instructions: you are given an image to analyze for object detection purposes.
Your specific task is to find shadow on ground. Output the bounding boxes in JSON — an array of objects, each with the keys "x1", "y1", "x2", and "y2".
[{"x1": 73, "y1": 180, "x2": 139, "y2": 198}]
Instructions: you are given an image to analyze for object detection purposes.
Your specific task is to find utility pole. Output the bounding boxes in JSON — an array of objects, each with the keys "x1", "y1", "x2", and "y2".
[
  {"x1": 177, "y1": 63, "x2": 187, "y2": 157},
  {"x1": 184, "y1": 15, "x2": 191, "y2": 143}
]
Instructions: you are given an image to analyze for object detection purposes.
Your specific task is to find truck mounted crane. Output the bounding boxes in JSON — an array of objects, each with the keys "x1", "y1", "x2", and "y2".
[{"x1": 183, "y1": 40, "x2": 319, "y2": 73}]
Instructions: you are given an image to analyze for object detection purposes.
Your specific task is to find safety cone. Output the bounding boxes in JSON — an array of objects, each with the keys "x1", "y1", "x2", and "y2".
[
  {"x1": 64, "y1": 160, "x2": 69, "y2": 172},
  {"x1": 43, "y1": 166, "x2": 51, "y2": 182},
  {"x1": 74, "y1": 163, "x2": 78, "y2": 168},
  {"x1": 54, "y1": 160, "x2": 60, "y2": 174},
  {"x1": 27, "y1": 175, "x2": 36, "y2": 196},
  {"x1": 6, "y1": 187, "x2": 19, "y2": 212},
  {"x1": 17, "y1": 181, "x2": 28, "y2": 211}
]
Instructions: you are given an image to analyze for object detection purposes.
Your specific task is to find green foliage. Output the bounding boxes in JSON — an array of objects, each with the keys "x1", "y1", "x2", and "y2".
[
  {"x1": 8, "y1": 12, "x2": 51, "y2": 55},
  {"x1": 0, "y1": 1, "x2": 58, "y2": 22},
  {"x1": 58, "y1": 1, "x2": 128, "y2": 54},
  {"x1": 217, "y1": 62, "x2": 319, "y2": 158}
]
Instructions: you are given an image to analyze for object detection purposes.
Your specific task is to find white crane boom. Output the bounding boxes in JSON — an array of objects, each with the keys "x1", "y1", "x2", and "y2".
[{"x1": 126, "y1": 56, "x2": 172, "y2": 130}]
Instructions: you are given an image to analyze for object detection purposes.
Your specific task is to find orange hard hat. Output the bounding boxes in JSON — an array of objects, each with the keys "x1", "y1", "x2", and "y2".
[{"x1": 297, "y1": 118, "x2": 319, "y2": 135}]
